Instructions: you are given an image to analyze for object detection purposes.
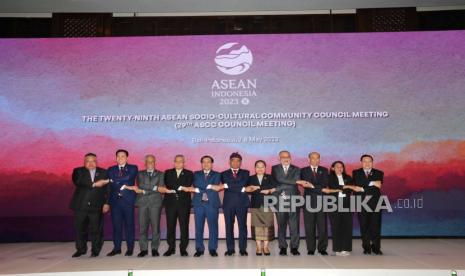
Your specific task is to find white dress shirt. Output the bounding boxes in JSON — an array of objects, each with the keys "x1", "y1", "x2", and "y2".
[{"x1": 337, "y1": 174, "x2": 345, "y2": 197}]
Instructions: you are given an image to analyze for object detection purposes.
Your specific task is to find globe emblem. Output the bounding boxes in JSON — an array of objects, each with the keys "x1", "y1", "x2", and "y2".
[{"x1": 214, "y1": 42, "x2": 253, "y2": 76}]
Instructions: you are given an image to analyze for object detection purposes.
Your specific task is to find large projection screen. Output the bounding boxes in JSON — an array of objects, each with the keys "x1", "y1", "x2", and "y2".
[{"x1": 1, "y1": 31, "x2": 464, "y2": 242}]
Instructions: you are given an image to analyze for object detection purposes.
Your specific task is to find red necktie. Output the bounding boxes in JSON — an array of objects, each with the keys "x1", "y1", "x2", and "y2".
[{"x1": 233, "y1": 170, "x2": 238, "y2": 178}]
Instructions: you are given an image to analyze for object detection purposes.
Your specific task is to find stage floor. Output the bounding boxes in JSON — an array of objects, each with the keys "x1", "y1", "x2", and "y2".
[{"x1": 0, "y1": 239, "x2": 464, "y2": 276}]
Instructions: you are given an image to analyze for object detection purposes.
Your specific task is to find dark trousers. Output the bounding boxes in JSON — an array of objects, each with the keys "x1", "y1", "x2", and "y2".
[
  {"x1": 329, "y1": 211, "x2": 352, "y2": 252},
  {"x1": 110, "y1": 201, "x2": 135, "y2": 251},
  {"x1": 138, "y1": 204, "x2": 162, "y2": 251},
  {"x1": 303, "y1": 208, "x2": 328, "y2": 252},
  {"x1": 74, "y1": 210, "x2": 104, "y2": 254},
  {"x1": 223, "y1": 205, "x2": 248, "y2": 251},
  {"x1": 165, "y1": 204, "x2": 190, "y2": 252},
  {"x1": 194, "y1": 203, "x2": 219, "y2": 252},
  {"x1": 276, "y1": 209, "x2": 300, "y2": 249},
  {"x1": 358, "y1": 210, "x2": 381, "y2": 251}
]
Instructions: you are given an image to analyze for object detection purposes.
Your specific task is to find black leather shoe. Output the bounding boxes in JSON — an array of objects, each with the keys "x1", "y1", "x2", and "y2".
[
  {"x1": 307, "y1": 250, "x2": 315, "y2": 255},
  {"x1": 209, "y1": 250, "x2": 218, "y2": 257},
  {"x1": 90, "y1": 252, "x2": 99, "y2": 257},
  {"x1": 107, "y1": 249, "x2": 121, "y2": 257},
  {"x1": 319, "y1": 250, "x2": 328, "y2": 256},
  {"x1": 137, "y1": 250, "x2": 148, "y2": 257},
  {"x1": 72, "y1": 251, "x2": 85, "y2": 258},
  {"x1": 363, "y1": 249, "x2": 372, "y2": 255},
  {"x1": 163, "y1": 249, "x2": 175, "y2": 256},
  {"x1": 279, "y1": 248, "x2": 287, "y2": 256},
  {"x1": 125, "y1": 250, "x2": 133, "y2": 256},
  {"x1": 239, "y1": 250, "x2": 248, "y2": 256},
  {"x1": 224, "y1": 250, "x2": 235, "y2": 256},
  {"x1": 152, "y1": 250, "x2": 159, "y2": 257},
  {"x1": 373, "y1": 250, "x2": 383, "y2": 255},
  {"x1": 193, "y1": 251, "x2": 204, "y2": 257},
  {"x1": 291, "y1": 248, "x2": 300, "y2": 256},
  {"x1": 180, "y1": 250, "x2": 188, "y2": 257}
]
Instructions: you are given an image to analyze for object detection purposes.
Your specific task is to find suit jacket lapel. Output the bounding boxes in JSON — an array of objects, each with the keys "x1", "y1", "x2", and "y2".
[
  {"x1": 287, "y1": 165, "x2": 295, "y2": 177},
  {"x1": 280, "y1": 165, "x2": 286, "y2": 176},
  {"x1": 177, "y1": 170, "x2": 185, "y2": 188},
  {"x1": 146, "y1": 171, "x2": 152, "y2": 188},
  {"x1": 86, "y1": 169, "x2": 93, "y2": 183},
  {"x1": 252, "y1": 174, "x2": 259, "y2": 185}
]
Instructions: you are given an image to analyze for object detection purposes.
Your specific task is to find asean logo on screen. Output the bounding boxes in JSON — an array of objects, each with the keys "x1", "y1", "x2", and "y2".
[{"x1": 214, "y1": 42, "x2": 253, "y2": 76}]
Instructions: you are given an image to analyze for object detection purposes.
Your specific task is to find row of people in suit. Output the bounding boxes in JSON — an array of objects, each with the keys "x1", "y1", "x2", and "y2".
[{"x1": 70, "y1": 149, "x2": 383, "y2": 258}]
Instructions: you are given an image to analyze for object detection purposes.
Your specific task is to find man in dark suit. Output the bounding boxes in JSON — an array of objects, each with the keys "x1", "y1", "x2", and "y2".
[
  {"x1": 221, "y1": 152, "x2": 250, "y2": 256},
  {"x1": 127, "y1": 154, "x2": 167, "y2": 257},
  {"x1": 106, "y1": 149, "x2": 139, "y2": 257},
  {"x1": 70, "y1": 153, "x2": 110, "y2": 257},
  {"x1": 163, "y1": 154, "x2": 194, "y2": 257},
  {"x1": 271, "y1": 150, "x2": 301, "y2": 256},
  {"x1": 352, "y1": 154, "x2": 384, "y2": 255},
  {"x1": 300, "y1": 152, "x2": 329, "y2": 255},
  {"x1": 186, "y1": 155, "x2": 224, "y2": 257}
]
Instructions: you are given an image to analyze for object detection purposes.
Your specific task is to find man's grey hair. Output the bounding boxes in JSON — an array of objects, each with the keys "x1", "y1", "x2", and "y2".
[
  {"x1": 174, "y1": 154, "x2": 185, "y2": 161},
  {"x1": 145, "y1": 154, "x2": 156, "y2": 161}
]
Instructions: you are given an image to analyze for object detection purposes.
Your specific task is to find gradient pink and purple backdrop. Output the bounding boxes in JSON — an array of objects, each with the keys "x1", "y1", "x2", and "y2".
[{"x1": 1, "y1": 31, "x2": 465, "y2": 242}]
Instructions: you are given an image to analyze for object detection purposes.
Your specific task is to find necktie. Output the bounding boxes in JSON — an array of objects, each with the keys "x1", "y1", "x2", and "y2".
[
  {"x1": 312, "y1": 167, "x2": 317, "y2": 178},
  {"x1": 284, "y1": 166, "x2": 288, "y2": 175},
  {"x1": 365, "y1": 170, "x2": 370, "y2": 178},
  {"x1": 117, "y1": 167, "x2": 124, "y2": 197},
  {"x1": 202, "y1": 172, "x2": 209, "y2": 201},
  {"x1": 233, "y1": 170, "x2": 238, "y2": 178}
]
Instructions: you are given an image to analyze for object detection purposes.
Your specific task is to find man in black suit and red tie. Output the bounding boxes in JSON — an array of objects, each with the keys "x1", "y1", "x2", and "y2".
[
  {"x1": 70, "y1": 153, "x2": 110, "y2": 258},
  {"x1": 352, "y1": 154, "x2": 384, "y2": 255},
  {"x1": 299, "y1": 152, "x2": 329, "y2": 256},
  {"x1": 163, "y1": 154, "x2": 194, "y2": 257}
]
